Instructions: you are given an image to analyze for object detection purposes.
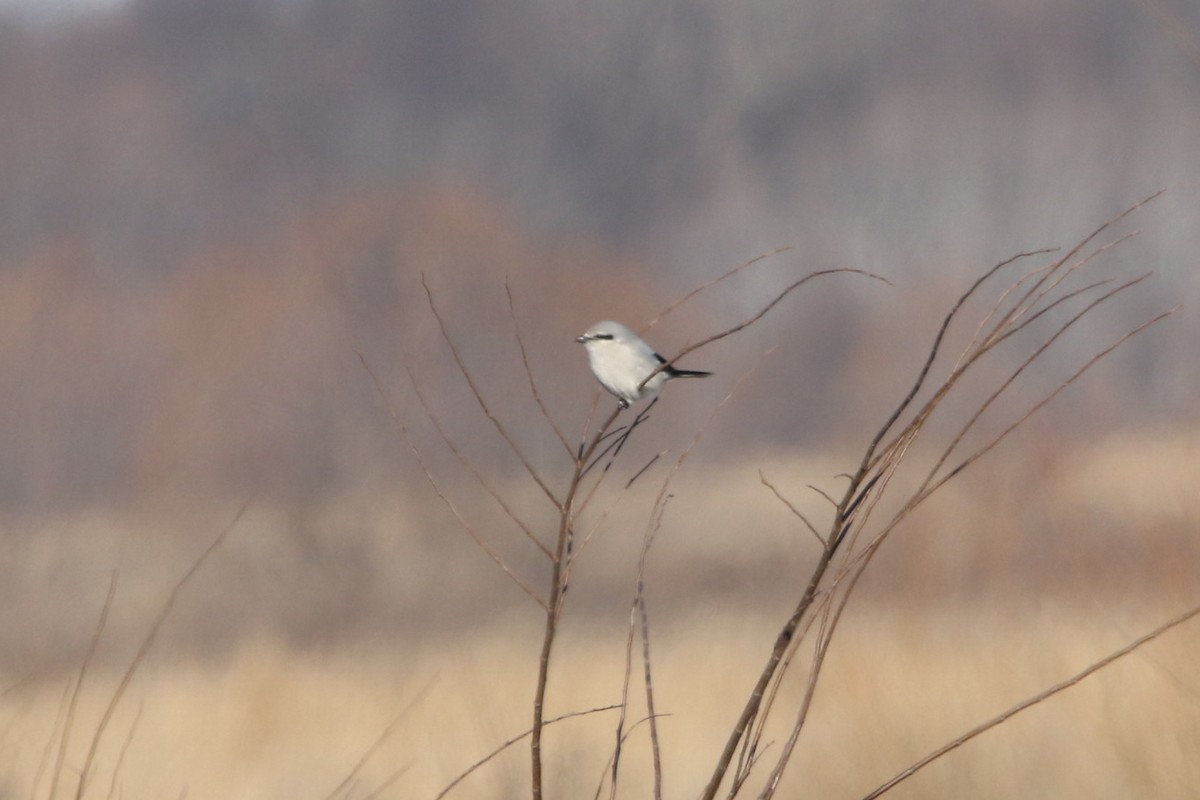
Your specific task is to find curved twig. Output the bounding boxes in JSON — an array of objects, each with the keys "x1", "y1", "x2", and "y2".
[{"x1": 862, "y1": 601, "x2": 1200, "y2": 799}]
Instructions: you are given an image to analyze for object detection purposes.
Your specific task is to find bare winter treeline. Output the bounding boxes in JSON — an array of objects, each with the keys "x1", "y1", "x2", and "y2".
[{"x1": 0, "y1": 0, "x2": 1195, "y2": 511}]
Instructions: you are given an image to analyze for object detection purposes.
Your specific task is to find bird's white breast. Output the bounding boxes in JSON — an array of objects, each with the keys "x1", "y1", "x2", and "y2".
[{"x1": 586, "y1": 342, "x2": 665, "y2": 402}]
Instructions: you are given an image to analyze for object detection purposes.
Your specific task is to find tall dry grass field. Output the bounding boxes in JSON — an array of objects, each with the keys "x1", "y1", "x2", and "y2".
[
  {"x1": 2, "y1": 597, "x2": 1196, "y2": 799},
  {"x1": 1, "y1": 429, "x2": 1196, "y2": 799}
]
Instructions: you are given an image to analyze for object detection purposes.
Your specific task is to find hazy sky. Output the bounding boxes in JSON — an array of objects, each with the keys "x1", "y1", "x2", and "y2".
[{"x1": 0, "y1": 0, "x2": 124, "y2": 21}]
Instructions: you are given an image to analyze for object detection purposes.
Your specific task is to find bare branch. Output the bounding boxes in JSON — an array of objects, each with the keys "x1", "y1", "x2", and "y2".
[
  {"x1": 862, "y1": 601, "x2": 1200, "y2": 800},
  {"x1": 920, "y1": 274, "x2": 1155, "y2": 490},
  {"x1": 978, "y1": 232, "x2": 1141, "y2": 359},
  {"x1": 564, "y1": 473, "x2": 635, "y2": 575},
  {"x1": 505, "y1": 279, "x2": 575, "y2": 458},
  {"x1": 642, "y1": 246, "x2": 793, "y2": 332},
  {"x1": 704, "y1": 193, "x2": 1169, "y2": 800},
  {"x1": 531, "y1": 403, "x2": 626, "y2": 799},
  {"x1": 593, "y1": 714, "x2": 674, "y2": 800},
  {"x1": 755, "y1": 291, "x2": 1173, "y2": 796},
  {"x1": 859, "y1": 248, "x2": 1051, "y2": 476},
  {"x1": 608, "y1": 356, "x2": 770, "y2": 794},
  {"x1": 640, "y1": 268, "x2": 889, "y2": 394},
  {"x1": 920, "y1": 305, "x2": 1176, "y2": 502},
  {"x1": 103, "y1": 701, "x2": 143, "y2": 800},
  {"x1": 955, "y1": 256, "x2": 1060, "y2": 368},
  {"x1": 403, "y1": 361, "x2": 552, "y2": 559},
  {"x1": 358, "y1": 764, "x2": 414, "y2": 800},
  {"x1": 758, "y1": 513, "x2": 890, "y2": 798},
  {"x1": 32, "y1": 680, "x2": 73, "y2": 800},
  {"x1": 626, "y1": 452, "x2": 664, "y2": 490},
  {"x1": 991, "y1": 191, "x2": 1163, "y2": 343},
  {"x1": 581, "y1": 401, "x2": 656, "y2": 481},
  {"x1": 434, "y1": 705, "x2": 621, "y2": 800},
  {"x1": 76, "y1": 499, "x2": 252, "y2": 800},
  {"x1": 807, "y1": 483, "x2": 840, "y2": 510},
  {"x1": 360, "y1": 353, "x2": 548, "y2": 609},
  {"x1": 421, "y1": 273, "x2": 561, "y2": 509},
  {"x1": 640, "y1": 593, "x2": 664, "y2": 800},
  {"x1": 734, "y1": 588, "x2": 833, "y2": 795},
  {"x1": 51, "y1": 573, "x2": 117, "y2": 800},
  {"x1": 759, "y1": 470, "x2": 824, "y2": 546},
  {"x1": 700, "y1": 530, "x2": 840, "y2": 799},
  {"x1": 324, "y1": 677, "x2": 437, "y2": 800},
  {"x1": 861, "y1": 192, "x2": 1163, "y2": 486}
]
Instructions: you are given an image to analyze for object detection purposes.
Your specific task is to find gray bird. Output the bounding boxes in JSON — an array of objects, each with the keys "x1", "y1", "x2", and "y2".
[{"x1": 575, "y1": 320, "x2": 712, "y2": 408}]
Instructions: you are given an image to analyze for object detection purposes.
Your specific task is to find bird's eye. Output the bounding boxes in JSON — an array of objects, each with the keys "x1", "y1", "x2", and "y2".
[{"x1": 594, "y1": 333, "x2": 614, "y2": 340}]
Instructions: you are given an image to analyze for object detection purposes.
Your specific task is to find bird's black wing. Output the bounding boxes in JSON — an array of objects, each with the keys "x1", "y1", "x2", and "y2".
[{"x1": 655, "y1": 351, "x2": 712, "y2": 378}]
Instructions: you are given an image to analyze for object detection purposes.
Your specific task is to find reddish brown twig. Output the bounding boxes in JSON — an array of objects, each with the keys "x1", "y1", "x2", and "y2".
[{"x1": 862, "y1": 601, "x2": 1200, "y2": 799}]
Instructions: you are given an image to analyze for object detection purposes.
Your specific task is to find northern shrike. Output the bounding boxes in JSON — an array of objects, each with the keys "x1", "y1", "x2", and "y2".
[{"x1": 575, "y1": 320, "x2": 712, "y2": 408}]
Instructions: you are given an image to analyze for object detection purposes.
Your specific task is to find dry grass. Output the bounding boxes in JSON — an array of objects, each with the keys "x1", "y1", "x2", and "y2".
[
  {"x1": 0, "y1": 422, "x2": 1196, "y2": 799},
  {"x1": 1, "y1": 594, "x2": 1196, "y2": 800},
  {"x1": 0, "y1": 429, "x2": 1195, "y2": 796}
]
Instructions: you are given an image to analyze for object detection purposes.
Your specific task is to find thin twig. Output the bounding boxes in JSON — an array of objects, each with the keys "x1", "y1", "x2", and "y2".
[
  {"x1": 639, "y1": 268, "x2": 888, "y2": 395},
  {"x1": 582, "y1": 400, "x2": 655, "y2": 480},
  {"x1": 104, "y1": 702, "x2": 143, "y2": 800},
  {"x1": 324, "y1": 677, "x2": 437, "y2": 800},
  {"x1": 984, "y1": 192, "x2": 1162, "y2": 355},
  {"x1": 402, "y1": 361, "x2": 551, "y2": 559},
  {"x1": 642, "y1": 247, "x2": 793, "y2": 331},
  {"x1": 859, "y1": 249, "x2": 1048, "y2": 477},
  {"x1": 31, "y1": 679, "x2": 73, "y2": 800},
  {"x1": 930, "y1": 307, "x2": 1176, "y2": 494},
  {"x1": 993, "y1": 232, "x2": 1139, "y2": 346},
  {"x1": 50, "y1": 573, "x2": 117, "y2": 800},
  {"x1": 702, "y1": 195, "x2": 1168, "y2": 800},
  {"x1": 640, "y1": 592, "x2": 664, "y2": 800},
  {"x1": 757, "y1": 503, "x2": 894, "y2": 798},
  {"x1": 861, "y1": 204, "x2": 1158, "y2": 490},
  {"x1": 75, "y1": 499, "x2": 252, "y2": 800},
  {"x1": 506, "y1": 279, "x2": 575, "y2": 458},
  {"x1": 753, "y1": 590, "x2": 837, "y2": 799},
  {"x1": 360, "y1": 352, "x2": 548, "y2": 609},
  {"x1": 358, "y1": 763, "x2": 414, "y2": 800},
  {"x1": 976, "y1": 232, "x2": 1140, "y2": 362},
  {"x1": 627, "y1": 452, "x2": 665, "y2": 491},
  {"x1": 920, "y1": 275, "x2": 1155, "y2": 490},
  {"x1": 533, "y1": 401, "x2": 624, "y2": 798},
  {"x1": 564, "y1": 470, "x2": 635, "y2": 573},
  {"x1": 741, "y1": 445, "x2": 907, "y2": 793},
  {"x1": 616, "y1": 348, "x2": 779, "y2": 800},
  {"x1": 530, "y1": 393, "x2": 630, "y2": 799},
  {"x1": 611, "y1": 494, "x2": 673, "y2": 800},
  {"x1": 806, "y1": 484, "x2": 839, "y2": 511},
  {"x1": 434, "y1": 705, "x2": 621, "y2": 800},
  {"x1": 421, "y1": 273, "x2": 561, "y2": 509},
  {"x1": 740, "y1": 453, "x2": 915, "y2": 799},
  {"x1": 593, "y1": 714, "x2": 674, "y2": 800},
  {"x1": 700, "y1": 521, "x2": 841, "y2": 799},
  {"x1": 759, "y1": 470, "x2": 824, "y2": 546},
  {"x1": 734, "y1": 587, "x2": 834, "y2": 794},
  {"x1": 862, "y1": 601, "x2": 1200, "y2": 800},
  {"x1": 955, "y1": 256, "x2": 1059, "y2": 369}
]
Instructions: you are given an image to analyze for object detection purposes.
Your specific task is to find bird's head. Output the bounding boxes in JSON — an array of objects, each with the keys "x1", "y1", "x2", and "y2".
[{"x1": 575, "y1": 320, "x2": 632, "y2": 345}]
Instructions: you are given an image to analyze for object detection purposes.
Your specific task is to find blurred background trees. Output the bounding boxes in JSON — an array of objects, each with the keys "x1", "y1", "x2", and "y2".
[{"x1": 0, "y1": 0, "x2": 1195, "y2": 656}]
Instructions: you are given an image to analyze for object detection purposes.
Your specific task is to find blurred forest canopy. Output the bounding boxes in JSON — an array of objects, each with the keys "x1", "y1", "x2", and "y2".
[{"x1": 0, "y1": 0, "x2": 1196, "y2": 511}]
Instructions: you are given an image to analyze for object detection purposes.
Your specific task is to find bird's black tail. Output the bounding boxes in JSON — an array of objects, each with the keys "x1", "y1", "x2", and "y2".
[{"x1": 666, "y1": 367, "x2": 713, "y2": 379}]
